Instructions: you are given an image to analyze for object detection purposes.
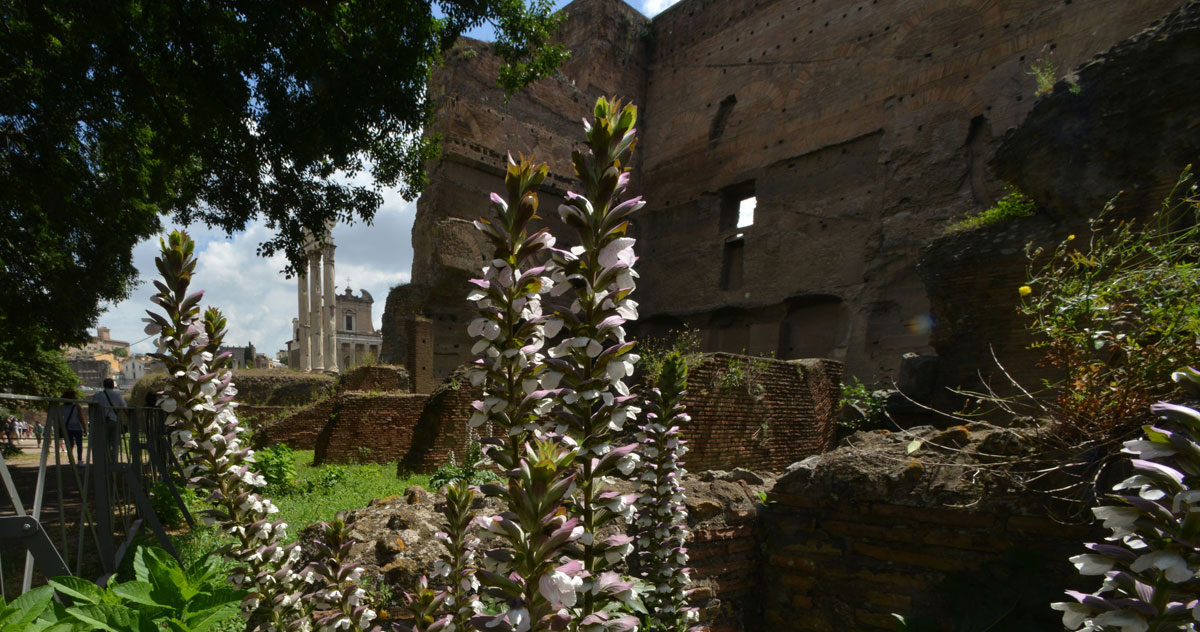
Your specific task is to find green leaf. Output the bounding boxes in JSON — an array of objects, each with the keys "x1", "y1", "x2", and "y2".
[
  {"x1": 1, "y1": 585, "x2": 55, "y2": 631},
  {"x1": 63, "y1": 604, "x2": 142, "y2": 632},
  {"x1": 110, "y1": 581, "x2": 165, "y2": 608},
  {"x1": 184, "y1": 601, "x2": 241, "y2": 632},
  {"x1": 48, "y1": 577, "x2": 105, "y2": 605},
  {"x1": 907, "y1": 439, "x2": 923, "y2": 454}
]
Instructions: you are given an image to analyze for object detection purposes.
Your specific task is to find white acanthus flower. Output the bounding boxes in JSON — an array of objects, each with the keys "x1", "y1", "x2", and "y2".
[
  {"x1": 538, "y1": 569, "x2": 582, "y2": 609},
  {"x1": 617, "y1": 452, "x2": 641, "y2": 476}
]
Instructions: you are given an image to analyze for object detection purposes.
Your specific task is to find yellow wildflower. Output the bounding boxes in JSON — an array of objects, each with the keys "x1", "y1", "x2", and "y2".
[
  {"x1": 1018, "y1": 285, "x2": 1032, "y2": 297},
  {"x1": 1067, "y1": 234, "x2": 1076, "y2": 241}
]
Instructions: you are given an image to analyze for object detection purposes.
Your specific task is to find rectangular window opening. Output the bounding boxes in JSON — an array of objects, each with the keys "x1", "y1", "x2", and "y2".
[
  {"x1": 720, "y1": 238, "x2": 745, "y2": 290},
  {"x1": 737, "y1": 196, "x2": 756, "y2": 228},
  {"x1": 345, "y1": 315, "x2": 354, "y2": 331}
]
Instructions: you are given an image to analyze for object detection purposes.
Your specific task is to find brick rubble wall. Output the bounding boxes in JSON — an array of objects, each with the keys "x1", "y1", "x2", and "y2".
[
  {"x1": 256, "y1": 398, "x2": 337, "y2": 450},
  {"x1": 315, "y1": 393, "x2": 432, "y2": 465},
  {"x1": 682, "y1": 354, "x2": 841, "y2": 472},
  {"x1": 399, "y1": 370, "x2": 486, "y2": 473},
  {"x1": 758, "y1": 431, "x2": 1102, "y2": 632},
  {"x1": 338, "y1": 365, "x2": 411, "y2": 394}
]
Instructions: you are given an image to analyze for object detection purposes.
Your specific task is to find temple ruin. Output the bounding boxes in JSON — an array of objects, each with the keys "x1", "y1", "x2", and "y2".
[{"x1": 287, "y1": 231, "x2": 383, "y2": 372}]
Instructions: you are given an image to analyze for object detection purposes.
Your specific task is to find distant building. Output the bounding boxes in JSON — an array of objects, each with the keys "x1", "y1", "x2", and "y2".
[
  {"x1": 64, "y1": 327, "x2": 130, "y2": 359},
  {"x1": 218, "y1": 342, "x2": 257, "y2": 370},
  {"x1": 69, "y1": 358, "x2": 110, "y2": 390},
  {"x1": 118, "y1": 355, "x2": 152, "y2": 389}
]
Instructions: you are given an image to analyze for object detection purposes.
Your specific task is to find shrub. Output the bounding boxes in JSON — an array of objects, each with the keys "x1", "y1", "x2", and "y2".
[
  {"x1": 637, "y1": 328, "x2": 702, "y2": 385},
  {"x1": 950, "y1": 184, "x2": 1036, "y2": 232},
  {"x1": 304, "y1": 463, "x2": 348, "y2": 493},
  {"x1": 255, "y1": 442, "x2": 298, "y2": 495},
  {"x1": 149, "y1": 480, "x2": 197, "y2": 529},
  {"x1": 1022, "y1": 168, "x2": 1200, "y2": 433},
  {"x1": 838, "y1": 376, "x2": 890, "y2": 431}
]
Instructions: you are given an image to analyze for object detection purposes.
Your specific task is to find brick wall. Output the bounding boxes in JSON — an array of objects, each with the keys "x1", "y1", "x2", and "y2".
[
  {"x1": 683, "y1": 354, "x2": 841, "y2": 472},
  {"x1": 257, "y1": 398, "x2": 337, "y2": 450},
  {"x1": 314, "y1": 393, "x2": 432, "y2": 465},
  {"x1": 338, "y1": 365, "x2": 411, "y2": 393},
  {"x1": 760, "y1": 456, "x2": 1098, "y2": 631},
  {"x1": 262, "y1": 354, "x2": 840, "y2": 473}
]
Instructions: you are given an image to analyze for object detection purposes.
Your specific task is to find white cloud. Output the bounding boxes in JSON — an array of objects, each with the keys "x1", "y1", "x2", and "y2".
[
  {"x1": 99, "y1": 190, "x2": 417, "y2": 359},
  {"x1": 641, "y1": 0, "x2": 682, "y2": 17}
]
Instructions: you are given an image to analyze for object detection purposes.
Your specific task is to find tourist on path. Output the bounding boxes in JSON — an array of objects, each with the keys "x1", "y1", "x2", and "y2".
[
  {"x1": 60, "y1": 389, "x2": 87, "y2": 463},
  {"x1": 91, "y1": 379, "x2": 127, "y2": 463}
]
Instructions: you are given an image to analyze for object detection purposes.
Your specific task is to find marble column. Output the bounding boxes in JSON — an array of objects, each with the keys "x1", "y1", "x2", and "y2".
[
  {"x1": 308, "y1": 250, "x2": 323, "y2": 371},
  {"x1": 322, "y1": 244, "x2": 338, "y2": 373},
  {"x1": 297, "y1": 270, "x2": 310, "y2": 371}
]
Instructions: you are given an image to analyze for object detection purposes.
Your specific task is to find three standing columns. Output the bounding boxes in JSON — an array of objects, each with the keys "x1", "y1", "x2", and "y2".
[{"x1": 295, "y1": 238, "x2": 338, "y2": 373}]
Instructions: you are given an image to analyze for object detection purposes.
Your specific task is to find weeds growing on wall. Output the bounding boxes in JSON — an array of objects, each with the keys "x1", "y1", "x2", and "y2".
[
  {"x1": 1022, "y1": 167, "x2": 1200, "y2": 436},
  {"x1": 636, "y1": 328, "x2": 701, "y2": 385},
  {"x1": 1028, "y1": 45, "x2": 1080, "y2": 97},
  {"x1": 949, "y1": 184, "x2": 1036, "y2": 232},
  {"x1": 837, "y1": 376, "x2": 890, "y2": 431}
]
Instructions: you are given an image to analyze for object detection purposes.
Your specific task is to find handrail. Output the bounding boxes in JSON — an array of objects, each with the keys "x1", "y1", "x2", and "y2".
[{"x1": 0, "y1": 393, "x2": 188, "y2": 594}]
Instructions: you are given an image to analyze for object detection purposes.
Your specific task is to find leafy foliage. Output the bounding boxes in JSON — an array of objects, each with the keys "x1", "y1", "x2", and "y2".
[
  {"x1": 838, "y1": 376, "x2": 890, "y2": 431},
  {"x1": 255, "y1": 442, "x2": 299, "y2": 495},
  {"x1": 0, "y1": 1, "x2": 568, "y2": 363},
  {"x1": 1022, "y1": 169, "x2": 1200, "y2": 433},
  {"x1": 636, "y1": 328, "x2": 702, "y2": 386},
  {"x1": 949, "y1": 184, "x2": 1036, "y2": 232},
  {"x1": 0, "y1": 546, "x2": 243, "y2": 632},
  {"x1": 429, "y1": 440, "x2": 498, "y2": 490},
  {"x1": 149, "y1": 480, "x2": 197, "y2": 529},
  {"x1": 0, "y1": 341, "x2": 80, "y2": 399}
]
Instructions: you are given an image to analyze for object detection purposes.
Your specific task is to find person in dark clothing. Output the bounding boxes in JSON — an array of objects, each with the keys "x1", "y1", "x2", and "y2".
[{"x1": 60, "y1": 389, "x2": 87, "y2": 463}]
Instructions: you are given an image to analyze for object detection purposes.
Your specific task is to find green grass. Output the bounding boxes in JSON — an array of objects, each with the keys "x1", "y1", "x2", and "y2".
[
  {"x1": 272, "y1": 450, "x2": 430, "y2": 536},
  {"x1": 170, "y1": 449, "x2": 430, "y2": 572}
]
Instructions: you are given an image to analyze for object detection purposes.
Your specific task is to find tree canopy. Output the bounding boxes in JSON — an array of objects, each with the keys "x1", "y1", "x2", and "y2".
[{"x1": 0, "y1": 0, "x2": 566, "y2": 389}]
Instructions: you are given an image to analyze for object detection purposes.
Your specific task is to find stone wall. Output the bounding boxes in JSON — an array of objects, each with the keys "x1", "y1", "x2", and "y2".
[
  {"x1": 256, "y1": 398, "x2": 337, "y2": 451},
  {"x1": 384, "y1": 0, "x2": 1187, "y2": 390},
  {"x1": 917, "y1": 0, "x2": 1200, "y2": 408},
  {"x1": 260, "y1": 353, "x2": 841, "y2": 473},
  {"x1": 759, "y1": 425, "x2": 1098, "y2": 631},
  {"x1": 683, "y1": 354, "x2": 841, "y2": 472}
]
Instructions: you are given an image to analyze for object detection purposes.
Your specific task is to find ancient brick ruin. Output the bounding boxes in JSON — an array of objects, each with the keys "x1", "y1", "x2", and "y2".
[
  {"x1": 258, "y1": 354, "x2": 841, "y2": 473},
  {"x1": 380, "y1": 0, "x2": 1186, "y2": 393}
]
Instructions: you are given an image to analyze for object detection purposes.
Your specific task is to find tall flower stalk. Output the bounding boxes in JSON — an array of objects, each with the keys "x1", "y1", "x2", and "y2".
[
  {"x1": 145, "y1": 231, "x2": 368, "y2": 632},
  {"x1": 465, "y1": 155, "x2": 583, "y2": 632},
  {"x1": 1052, "y1": 369, "x2": 1200, "y2": 631},
  {"x1": 306, "y1": 518, "x2": 377, "y2": 632},
  {"x1": 436, "y1": 481, "x2": 481, "y2": 631},
  {"x1": 633, "y1": 353, "x2": 698, "y2": 632},
  {"x1": 542, "y1": 97, "x2": 644, "y2": 626}
]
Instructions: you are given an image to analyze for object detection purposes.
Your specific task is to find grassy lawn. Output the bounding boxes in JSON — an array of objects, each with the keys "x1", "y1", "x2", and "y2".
[{"x1": 168, "y1": 448, "x2": 430, "y2": 570}]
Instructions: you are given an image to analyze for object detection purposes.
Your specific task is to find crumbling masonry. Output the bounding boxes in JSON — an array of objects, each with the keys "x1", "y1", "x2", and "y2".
[{"x1": 380, "y1": 0, "x2": 1187, "y2": 389}]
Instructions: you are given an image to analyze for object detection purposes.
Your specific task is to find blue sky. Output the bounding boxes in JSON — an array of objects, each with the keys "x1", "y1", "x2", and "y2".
[{"x1": 99, "y1": 0, "x2": 681, "y2": 358}]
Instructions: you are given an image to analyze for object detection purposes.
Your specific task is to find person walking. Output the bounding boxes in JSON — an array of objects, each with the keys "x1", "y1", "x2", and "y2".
[
  {"x1": 34, "y1": 420, "x2": 43, "y2": 447},
  {"x1": 91, "y1": 378, "x2": 127, "y2": 463},
  {"x1": 60, "y1": 389, "x2": 87, "y2": 463}
]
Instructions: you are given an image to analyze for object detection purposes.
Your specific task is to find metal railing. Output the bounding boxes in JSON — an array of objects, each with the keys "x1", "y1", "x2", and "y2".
[{"x1": 0, "y1": 393, "x2": 190, "y2": 596}]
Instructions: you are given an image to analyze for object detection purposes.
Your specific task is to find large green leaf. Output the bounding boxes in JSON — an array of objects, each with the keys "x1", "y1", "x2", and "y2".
[
  {"x1": 0, "y1": 585, "x2": 55, "y2": 631},
  {"x1": 48, "y1": 577, "x2": 105, "y2": 605},
  {"x1": 110, "y1": 581, "x2": 166, "y2": 608},
  {"x1": 64, "y1": 604, "x2": 149, "y2": 632},
  {"x1": 135, "y1": 547, "x2": 190, "y2": 607},
  {"x1": 184, "y1": 601, "x2": 241, "y2": 632}
]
